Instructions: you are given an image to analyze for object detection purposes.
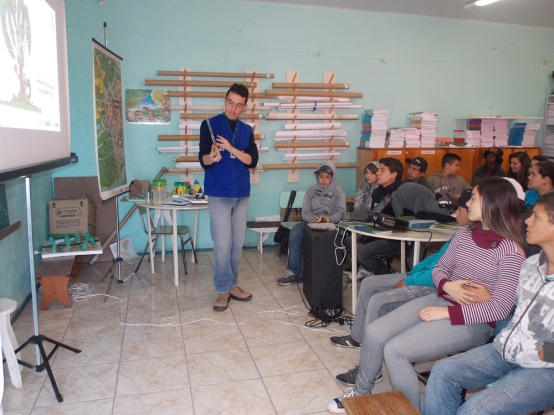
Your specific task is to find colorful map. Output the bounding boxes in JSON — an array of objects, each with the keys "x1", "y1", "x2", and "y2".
[{"x1": 93, "y1": 42, "x2": 127, "y2": 200}]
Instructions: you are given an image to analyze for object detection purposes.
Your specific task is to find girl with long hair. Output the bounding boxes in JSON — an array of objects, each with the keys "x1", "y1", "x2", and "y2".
[
  {"x1": 507, "y1": 151, "x2": 531, "y2": 190},
  {"x1": 328, "y1": 177, "x2": 525, "y2": 413},
  {"x1": 525, "y1": 160, "x2": 554, "y2": 206}
]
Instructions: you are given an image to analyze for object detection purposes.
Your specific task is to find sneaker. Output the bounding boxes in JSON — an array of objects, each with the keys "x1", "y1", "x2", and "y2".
[
  {"x1": 229, "y1": 286, "x2": 252, "y2": 301},
  {"x1": 213, "y1": 292, "x2": 230, "y2": 312},
  {"x1": 358, "y1": 265, "x2": 374, "y2": 280},
  {"x1": 277, "y1": 270, "x2": 302, "y2": 286},
  {"x1": 336, "y1": 366, "x2": 383, "y2": 386},
  {"x1": 330, "y1": 334, "x2": 361, "y2": 348},
  {"x1": 327, "y1": 387, "x2": 356, "y2": 414}
]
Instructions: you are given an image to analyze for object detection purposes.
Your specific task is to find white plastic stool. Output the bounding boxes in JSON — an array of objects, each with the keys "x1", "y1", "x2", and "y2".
[{"x1": 0, "y1": 299, "x2": 22, "y2": 389}]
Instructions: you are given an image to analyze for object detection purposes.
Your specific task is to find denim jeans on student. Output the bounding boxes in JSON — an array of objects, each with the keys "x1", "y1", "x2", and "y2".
[
  {"x1": 344, "y1": 235, "x2": 404, "y2": 274},
  {"x1": 287, "y1": 221, "x2": 308, "y2": 277},
  {"x1": 354, "y1": 293, "x2": 494, "y2": 411},
  {"x1": 350, "y1": 273, "x2": 435, "y2": 343},
  {"x1": 208, "y1": 196, "x2": 249, "y2": 294},
  {"x1": 423, "y1": 343, "x2": 554, "y2": 415}
]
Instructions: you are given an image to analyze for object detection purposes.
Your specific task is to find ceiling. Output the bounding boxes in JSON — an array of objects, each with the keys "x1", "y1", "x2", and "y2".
[{"x1": 246, "y1": 0, "x2": 554, "y2": 29}]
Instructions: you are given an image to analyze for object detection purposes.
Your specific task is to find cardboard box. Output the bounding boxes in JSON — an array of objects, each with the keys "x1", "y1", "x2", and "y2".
[{"x1": 49, "y1": 198, "x2": 96, "y2": 238}]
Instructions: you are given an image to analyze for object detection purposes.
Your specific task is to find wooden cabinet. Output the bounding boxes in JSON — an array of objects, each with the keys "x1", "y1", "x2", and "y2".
[{"x1": 357, "y1": 146, "x2": 541, "y2": 186}]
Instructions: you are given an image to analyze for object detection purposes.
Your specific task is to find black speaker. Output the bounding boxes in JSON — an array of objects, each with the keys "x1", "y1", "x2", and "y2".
[{"x1": 302, "y1": 226, "x2": 343, "y2": 310}]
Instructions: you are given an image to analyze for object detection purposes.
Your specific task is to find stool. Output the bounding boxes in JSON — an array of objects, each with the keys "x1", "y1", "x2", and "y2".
[
  {"x1": 0, "y1": 298, "x2": 22, "y2": 389},
  {"x1": 248, "y1": 227, "x2": 279, "y2": 254},
  {"x1": 342, "y1": 391, "x2": 419, "y2": 415},
  {"x1": 35, "y1": 256, "x2": 78, "y2": 310}
]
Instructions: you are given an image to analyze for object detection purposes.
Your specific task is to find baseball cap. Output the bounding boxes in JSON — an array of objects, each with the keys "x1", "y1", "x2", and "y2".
[
  {"x1": 314, "y1": 165, "x2": 333, "y2": 175},
  {"x1": 405, "y1": 157, "x2": 428, "y2": 172},
  {"x1": 446, "y1": 189, "x2": 473, "y2": 210},
  {"x1": 484, "y1": 147, "x2": 504, "y2": 159}
]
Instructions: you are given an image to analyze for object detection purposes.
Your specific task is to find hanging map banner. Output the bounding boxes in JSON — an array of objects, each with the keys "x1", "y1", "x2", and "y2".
[
  {"x1": 92, "y1": 39, "x2": 127, "y2": 201},
  {"x1": 125, "y1": 89, "x2": 170, "y2": 124}
]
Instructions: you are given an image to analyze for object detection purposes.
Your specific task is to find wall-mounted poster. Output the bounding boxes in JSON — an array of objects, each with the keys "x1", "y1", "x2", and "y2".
[
  {"x1": 125, "y1": 89, "x2": 170, "y2": 124},
  {"x1": 0, "y1": 183, "x2": 9, "y2": 232}
]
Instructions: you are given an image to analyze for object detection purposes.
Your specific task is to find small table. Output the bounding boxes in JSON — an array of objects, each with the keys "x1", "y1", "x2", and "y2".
[
  {"x1": 342, "y1": 223, "x2": 455, "y2": 313},
  {"x1": 135, "y1": 201, "x2": 208, "y2": 286},
  {"x1": 342, "y1": 391, "x2": 419, "y2": 415}
]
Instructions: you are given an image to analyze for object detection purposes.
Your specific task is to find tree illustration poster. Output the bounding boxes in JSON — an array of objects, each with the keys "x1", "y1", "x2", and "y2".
[
  {"x1": 0, "y1": 0, "x2": 61, "y2": 131},
  {"x1": 92, "y1": 41, "x2": 127, "y2": 201}
]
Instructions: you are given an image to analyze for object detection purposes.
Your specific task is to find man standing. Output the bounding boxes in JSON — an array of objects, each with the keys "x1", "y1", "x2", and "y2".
[
  {"x1": 199, "y1": 84, "x2": 259, "y2": 312},
  {"x1": 402, "y1": 156, "x2": 434, "y2": 192}
]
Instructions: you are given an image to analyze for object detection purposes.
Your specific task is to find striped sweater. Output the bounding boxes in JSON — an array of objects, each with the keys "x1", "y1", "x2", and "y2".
[{"x1": 432, "y1": 224, "x2": 525, "y2": 326}]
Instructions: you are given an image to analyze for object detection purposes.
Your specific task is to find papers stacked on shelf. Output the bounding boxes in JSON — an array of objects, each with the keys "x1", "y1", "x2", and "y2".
[
  {"x1": 410, "y1": 112, "x2": 438, "y2": 147},
  {"x1": 480, "y1": 119, "x2": 495, "y2": 147},
  {"x1": 547, "y1": 102, "x2": 554, "y2": 124},
  {"x1": 388, "y1": 128, "x2": 406, "y2": 148},
  {"x1": 360, "y1": 109, "x2": 389, "y2": 148},
  {"x1": 493, "y1": 118, "x2": 509, "y2": 147},
  {"x1": 465, "y1": 130, "x2": 481, "y2": 146},
  {"x1": 543, "y1": 133, "x2": 554, "y2": 158},
  {"x1": 508, "y1": 123, "x2": 540, "y2": 146},
  {"x1": 405, "y1": 128, "x2": 421, "y2": 147}
]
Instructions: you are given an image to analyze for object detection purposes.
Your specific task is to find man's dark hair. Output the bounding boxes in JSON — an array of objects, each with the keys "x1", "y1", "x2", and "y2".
[
  {"x1": 531, "y1": 155, "x2": 548, "y2": 163},
  {"x1": 442, "y1": 153, "x2": 462, "y2": 168},
  {"x1": 536, "y1": 192, "x2": 554, "y2": 224},
  {"x1": 534, "y1": 160, "x2": 554, "y2": 185},
  {"x1": 226, "y1": 83, "x2": 249, "y2": 101},
  {"x1": 379, "y1": 157, "x2": 404, "y2": 182}
]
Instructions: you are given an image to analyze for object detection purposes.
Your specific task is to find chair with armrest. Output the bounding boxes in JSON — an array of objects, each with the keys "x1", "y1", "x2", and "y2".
[{"x1": 137, "y1": 207, "x2": 197, "y2": 274}]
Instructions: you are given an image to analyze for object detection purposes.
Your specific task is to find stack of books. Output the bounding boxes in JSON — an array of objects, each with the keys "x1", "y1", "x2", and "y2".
[
  {"x1": 493, "y1": 118, "x2": 509, "y2": 147},
  {"x1": 466, "y1": 130, "x2": 481, "y2": 146},
  {"x1": 510, "y1": 123, "x2": 541, "y2": 146},
  {"x1": 409, "y1": 112, "x2": 438, "y2": 147},
  {"x1": 480, "y1": 119, "x2": 495, "y2": 147},
  {"x1": 360, "y1": 109, "x2": 389, "y2": 148},
  {"x1": 547, "y1": 101, "x2": 554, "y2": 124},
  {"x1": 405, "y1": 127, "x2": 421, "y2": 147},
  {"x1": 388, "y1": 128, "x2": 406, "y2": 147},
  {"x1": 453, "y1": 130, "x2": 467, "y2": 144}
]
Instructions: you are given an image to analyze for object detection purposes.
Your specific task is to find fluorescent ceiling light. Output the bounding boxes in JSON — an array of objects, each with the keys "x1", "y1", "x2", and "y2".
[{"x1": 465, "y1": 0, "x2": 501, "y2": 9}]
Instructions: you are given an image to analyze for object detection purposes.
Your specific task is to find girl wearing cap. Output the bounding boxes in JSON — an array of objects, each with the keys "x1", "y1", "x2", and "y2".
[
  {"x1": 471, "y1": 147, "x2": 506, "y2": 186},
  {"x1": 328, "y1": 177, "x2": 525, "y2": 413}
]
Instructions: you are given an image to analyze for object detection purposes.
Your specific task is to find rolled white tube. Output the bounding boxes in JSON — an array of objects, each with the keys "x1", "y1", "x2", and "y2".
[
  {"x1": 179, "y1": 121, "x2": 255, "y2": 130},
  {"x1": 284, "y1": 123, "x2": 342, "y2": 130},
  {"x1": 265, "y1": 113, "x2": 358, "y2": 120},
  {"x1": 276, "y1": 146, "x2": 348, "y2": 151},
  {"x1": 273, "y1": 136, "x2": 346, "y2": 142},
  {"x1": 283, "y1": 152, "x2": 340, "y2": 160},
  {"x1": 157, "y1": 145, "x2": 268, "y2": 153},
  {"x1": 175, "y1": 162, "x2": 202, "y2": 169},
  {"x1": 275, "y1": 96, "x2": 351, "y2": 102},
  {"x1": 275, "y1": 129, "x2": 347, "y2": 138}
]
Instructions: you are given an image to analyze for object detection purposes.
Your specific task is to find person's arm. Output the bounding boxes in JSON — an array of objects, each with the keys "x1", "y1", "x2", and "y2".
[
  {"x1": 471, "y1": 168, "x2": 483, "y2": 187},
  {"x1": 353, "y1": 182, "x2": 364, "y2": 212},
  {"x1": 215, "y1": 132, "x2": 258, "y2": 168},
  {"x1": 404, "y1": 239, "x2": 451, "y2": 286},
  {"x1": 432, "y1": 233, "x2": 461, "y2": 292},
  {"x1": 199, "y1": 121, "x2": 220, "y2": 169},
  {"x1": 447, "y1": 248, "x2": 523, "y2": 325},
  {"x1": 327, "y1": 185, "x2": 346, "y2": 224},
  {"x1": 301, "y1": 189, "x2": 313, "y2": 222}
]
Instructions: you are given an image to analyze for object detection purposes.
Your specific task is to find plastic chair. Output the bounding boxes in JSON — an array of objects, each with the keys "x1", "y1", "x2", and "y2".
[{"x1": 137, "y1": 207, "x2": 197, "y2": 274}]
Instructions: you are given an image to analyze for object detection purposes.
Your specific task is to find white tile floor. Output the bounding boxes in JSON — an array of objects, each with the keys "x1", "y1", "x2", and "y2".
[{"x1": 3, "y1": 248, "x2": 552, "y2": 415}]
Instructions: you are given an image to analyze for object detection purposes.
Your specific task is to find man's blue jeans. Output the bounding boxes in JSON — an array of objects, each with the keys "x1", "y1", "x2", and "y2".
[
  {"x1": 287, "y1": 221, "x2": 308, "y2": 277},
  {"x1": 208, "y1": 196, "x2": 249, "y2": 294},
  {"x1": 423, "y1": 343, "x2": 554, "y2": 415}
]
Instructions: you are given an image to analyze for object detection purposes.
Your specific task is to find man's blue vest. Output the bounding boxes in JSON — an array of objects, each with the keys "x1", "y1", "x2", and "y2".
[{"x1": 204, "y1": 114, "x2": 253, "y2": 198}]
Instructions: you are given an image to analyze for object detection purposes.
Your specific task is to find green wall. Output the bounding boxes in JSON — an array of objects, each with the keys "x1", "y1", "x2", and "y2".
[{"x1": 56, "y1": 0, "x2": 554, "y2": 254}]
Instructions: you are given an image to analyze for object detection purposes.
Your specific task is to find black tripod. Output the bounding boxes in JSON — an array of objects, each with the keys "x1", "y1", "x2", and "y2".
[
  {"x1": 15, "y1": 176, "x2": 81, "y2": 403},
  {"x1": 101, "y1": 193, "x2": 152, "y2": 301}
]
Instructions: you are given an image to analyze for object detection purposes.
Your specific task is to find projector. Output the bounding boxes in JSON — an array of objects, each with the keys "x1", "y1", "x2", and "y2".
[{"x1": 365, "y1": 211, "x2": 409, "y2": 232}]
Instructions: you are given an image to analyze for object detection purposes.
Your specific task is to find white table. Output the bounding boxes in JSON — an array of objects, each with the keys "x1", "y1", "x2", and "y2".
[
  {"x1": 135, "y1": 201, "x2": 208, "y2": 286},
  {"x1": 343, "y1": 223, "x2": 455, "y2": 314}
]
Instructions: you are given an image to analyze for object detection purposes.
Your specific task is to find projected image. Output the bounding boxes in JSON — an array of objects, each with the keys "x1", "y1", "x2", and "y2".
[
  {"x1": 0, "y1": 0, "x2": 61, "y2": 131},
  {"x1": 125, "y1": 89, "x2": 170, "y2": 124},
  {"x1": 93, "y1": 42, "x2": 127, "y2": 200}
]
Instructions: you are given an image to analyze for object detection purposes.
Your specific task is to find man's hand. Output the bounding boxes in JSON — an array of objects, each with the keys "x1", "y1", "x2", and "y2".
[
  {"x1": 216, "y1": 135, "x2": 233, "y2": 152},
  {"x1": 462, "y1": 280, "x2": 492, "y2": 303},
  {"x1": 395, "y1": 279, "x2": 406, "y2": 289},
  {"x1": 209, "y1": 145, "x2": 221, "y2": 162},
  {"x1": 443, "y1": 280, "x2": 480, "y2": 305},
  {"x1": 419, "y1": 306, "x2": 450, "y2": 322}
]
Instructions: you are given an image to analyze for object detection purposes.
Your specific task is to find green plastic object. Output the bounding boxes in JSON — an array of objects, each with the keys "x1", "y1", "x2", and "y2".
[
  {"x1": 81, "y1": 242, "x2": 88, "y2": 250},
  {"x1": 74, "y1": 234, "x2": 81, "y2": 242},
  {"x1": 51, "y1": 244, "x2": 57, "y2": 253}
]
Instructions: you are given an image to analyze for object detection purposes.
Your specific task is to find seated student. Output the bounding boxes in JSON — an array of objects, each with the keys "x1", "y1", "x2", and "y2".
[
  {"x1": 401, "y1": 156, "x2": 434, "y2": 192},
  {"x1": 277, "y1": 161, "x2": 345, "y2": 286},
  {"x1": 525, "y1": 160, "x2": 554, "y2": 206},
  {"x1": 353, "y1": 161, "x2": 379, "y2": 212},
  {"x1": 428, "y1": 153, "x2": 472, "y2": 198},
  {"x1": 329, "y1": 189, "x2": 473, "y2": 363},
  {"x1": 346, "y1": 158, "x2": 404, "y2": 278},
  {"x1": 530, "y1": 154, "x2": 548, "y2": 169},
  {"x1": 472, "y1": 147, "x2": 506, "y2": 186},
  {"x1": 507, "y1": 151, "x2": 531, "y2": 190},
  {"x1": 327, "y1": 178, "x2": 525, "y2": 413},
  {"x1": 423, "y1": 193, "x2": 554, "y2": 415}
]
